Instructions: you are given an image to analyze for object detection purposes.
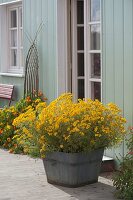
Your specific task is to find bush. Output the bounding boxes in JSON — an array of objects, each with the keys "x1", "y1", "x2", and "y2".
[
  {"x1": 13, "y1": 101, "x2": 47, "y2": 157},
  {"x1": 0, "y1": 91, "x2": 46, "y2": 154},
  {"x1": 13, "y1": 93, "x2": 126, "y2": 158},
  {"x1": 113, "y1": 130, "x2": 133, "y2": 200}
]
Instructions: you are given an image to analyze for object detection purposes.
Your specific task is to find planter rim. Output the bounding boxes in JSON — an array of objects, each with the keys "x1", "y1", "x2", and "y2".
[{"x1": 45, "y1": 148, "x2": 104, "y2": 155}]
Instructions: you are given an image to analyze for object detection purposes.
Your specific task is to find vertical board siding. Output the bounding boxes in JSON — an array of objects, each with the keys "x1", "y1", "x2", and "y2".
[
  {"x1": 47, "y1": 0, "x2": 57, "y2": 100},
  {"x1": 36, "y1": 0, "x2": 43, "y2": 93},
  {"x1": 113, "y1": 0, "x2": 124, "y2": 160},
  {"x1": 41, "y1": 0, "x2": 48, "y2": 99},
  {"x1": 103, "y1": 0, "x2": 133, "y2": 159},
  {"x1": 123, "y1": 0, "x2": 133, "y2": 124},
  {"x1": 103, "y1": 0, "x2": 115, "y2": 104},
  {"x1": 123, "y1": 0, "x2": 133, "y2": 155},
  {"x1": 102, "y1": 0, "x2": 115, "y2": 158},
  {"x1": 23, "y1": 0, "x2": 57, "y2": 102}
]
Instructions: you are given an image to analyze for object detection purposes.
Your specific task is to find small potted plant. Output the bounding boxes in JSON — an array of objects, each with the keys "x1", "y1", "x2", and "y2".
[{"x1": 13, "y1": 93, "x2": 126, "y2": 187}]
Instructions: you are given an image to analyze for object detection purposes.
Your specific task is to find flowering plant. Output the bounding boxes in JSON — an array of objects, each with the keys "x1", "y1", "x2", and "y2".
[
  {"x1": 0, "y1": 90, "x2": 46, "y2": 153},
  {"x1": 13, "y1": 93, "x2": 126, "y2": 158},
  {"x1": 38, "y1": 93, "x2": 126, "y2": 155},
  {"x1": 13, "y1": 101, "x2": 47, "y2": 156},
  {"x1": 0, "y1": 106, "x2": 18, "y2": 150}
]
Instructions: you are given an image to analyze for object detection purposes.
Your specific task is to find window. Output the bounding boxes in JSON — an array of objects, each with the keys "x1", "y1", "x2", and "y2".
[
  {"x1": 8, "y1": 4, "x2": 23, "y2": 73},
  {"x1": 0, "y1": 2, "x2": 23, "y2": 75},
  {"x1": 71, "y1": 0, "x2": 102, "y2": 101}
]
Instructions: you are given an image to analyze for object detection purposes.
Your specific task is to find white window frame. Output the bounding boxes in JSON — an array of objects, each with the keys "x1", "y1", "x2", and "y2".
[
  {"x1": 71, "y1": 0, "x2": 102, "y2": 101},
  {"x1": 7, "y1": 3, "x2": 23, "y2": 73},
  {"x1": 85, "y1": 0, "x2": 102, "y2": 100},
  {"x1": 0, "y1": 1, "x2": 23, "y2": 75}
]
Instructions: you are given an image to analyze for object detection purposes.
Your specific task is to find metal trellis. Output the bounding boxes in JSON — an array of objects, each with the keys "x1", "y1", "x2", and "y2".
[{"x1": 24, "y1": 42, "x2": 39, "y2": 98}]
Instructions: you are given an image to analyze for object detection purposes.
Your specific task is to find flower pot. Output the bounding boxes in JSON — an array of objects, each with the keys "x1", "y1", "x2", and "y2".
[{"x1": 43, "y1": 148, "x2": 104, "y2": 188}]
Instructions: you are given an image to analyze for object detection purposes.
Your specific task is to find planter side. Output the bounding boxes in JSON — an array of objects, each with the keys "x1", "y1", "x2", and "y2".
[{"x1": 43, "y1": 149, "x2": 104, "y2": 187}]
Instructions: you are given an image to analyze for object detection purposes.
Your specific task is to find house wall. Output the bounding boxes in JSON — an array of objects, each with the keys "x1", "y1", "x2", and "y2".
[
  {"x1": 23, "y1": 0, "x2": 57, "y2": 102},
  {"x1": 0, "y1": 0, "x2": 57, "y2": 106},
  {"x1": 102, "y1": 0, "x2": 133, "y2": 159}
]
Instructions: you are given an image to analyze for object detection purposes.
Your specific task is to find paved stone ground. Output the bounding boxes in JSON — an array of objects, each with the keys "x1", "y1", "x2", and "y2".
[{"x1": 0, "y1": 149, "x2": 117, "y2": 200}]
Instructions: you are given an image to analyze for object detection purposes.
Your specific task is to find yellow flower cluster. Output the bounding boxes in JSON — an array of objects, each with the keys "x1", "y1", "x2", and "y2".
[
  {"x1": 13, "y1": 107, "x2": 35, "y2": 127},
  {"x1": 12, "y1": 93, "x2": 126, "y2": 157},
  {"x1": 12, "y1": 101, "x2": 47, "y2": 156},
  {"x1": 36, "y1": 93, "x2": 126, "y2": 155}
]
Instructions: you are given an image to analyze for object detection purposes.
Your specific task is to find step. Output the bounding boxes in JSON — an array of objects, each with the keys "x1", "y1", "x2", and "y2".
[{"x1": 101, "y1": 156, "x2": 115, "y2": 172}]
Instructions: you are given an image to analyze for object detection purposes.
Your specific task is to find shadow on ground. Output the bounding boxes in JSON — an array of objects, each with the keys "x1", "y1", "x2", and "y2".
[{"x1": 53, "y1": 181, "x2": 117, "y2": 200}]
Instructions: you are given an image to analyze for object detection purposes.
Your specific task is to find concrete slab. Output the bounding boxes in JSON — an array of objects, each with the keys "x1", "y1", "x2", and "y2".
[{"x1": 0, "y1": 149, "x2": 117, "y2": 200}]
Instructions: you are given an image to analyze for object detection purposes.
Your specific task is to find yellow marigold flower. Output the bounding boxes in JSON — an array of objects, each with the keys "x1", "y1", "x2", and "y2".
[
  {"x1": 7, "y1": 137, "x2": 11, "y2": 142},
  {"x1": 19, "y1": 141, "x2": 24, "y2": 145},
  {"x1": 80, "y1": 132, "x2": 85, "y2": 136},
  {"x1": 35, "y1": 99, "x2": 41, "y2": 103},
  {"x1": 94, "y1": 127, "x2": 98, "y2": 132},
  {"x1": 6, "y1": 125, "x2": 11, "y2": 130},
  {"x1": 95, "y1": 133, "x2": 101, "y2": 137},
  {"x1": 42, "y1": 145, "x2": 45, "y2": 150},
  {"x1": 60, "y1": 144, "x2": 63, "y2": 149}
]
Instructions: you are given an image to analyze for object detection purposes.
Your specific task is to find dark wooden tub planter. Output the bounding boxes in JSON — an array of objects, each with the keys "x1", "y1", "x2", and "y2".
[{"x1": 43, "y1": 148, "x2": 104, "y2": 188}]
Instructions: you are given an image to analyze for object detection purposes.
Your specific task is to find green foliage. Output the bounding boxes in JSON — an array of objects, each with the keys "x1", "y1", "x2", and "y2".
[
  {"x1": 113, "y1": 132, "x2": 133, "y2": 200},
  {"x1": 0, "y1": 91, "x2": 46, "y2": 154},
  {"x1": 12, "y1": 100, "x2": 47, "y2": 157}
]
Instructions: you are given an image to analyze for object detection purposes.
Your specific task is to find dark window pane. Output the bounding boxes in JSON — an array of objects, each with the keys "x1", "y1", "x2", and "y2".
[
  {"x1": 11, "y1": 49, "x2": 17, "y2": 66},
  {"x1": 91, "y1": 53, "x2": 101, "y2": 78},
  {"x1": 78, "y1": 53, "x2": 84, "y2": 76},
  {"x1": 91, "y1": 82, "x2": 101, "y2": 101},
  {"x1": 20, "y1": 8, "x2": 22, "y2": 27},
  {"x1": 11, "y1": 10, "x2": 17, "y2": 28},
  {"x1": 77, "y1": 27, "x2": 84, "y2": 50},
  {"x1": 78, "y1": 79, "x2": 84, "y2": 99},
  {"x1": 77, "y1": 1, "x2": 84, "y2": 24},
  {"x1": 90, "y1": 0, "x2": 100, "y2": 21},
  {"x1": 90, "y1": 25, "x2": 100, "y2": 50}
]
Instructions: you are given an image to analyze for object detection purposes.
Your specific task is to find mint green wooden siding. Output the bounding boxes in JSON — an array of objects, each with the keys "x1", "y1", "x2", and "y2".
[
  {"x1": 23, "y1": 0, "x2": 57, "y2": 102},
  {"x1": 102, "y1": 0, "x2": 133, "y2": 158}
]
